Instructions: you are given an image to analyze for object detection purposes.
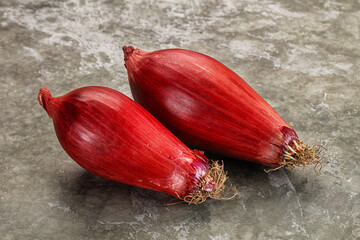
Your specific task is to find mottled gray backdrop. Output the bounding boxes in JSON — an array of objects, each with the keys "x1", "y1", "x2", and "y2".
[{"x1": 1, "y1": 0, "x2": 359, "y2": 239}]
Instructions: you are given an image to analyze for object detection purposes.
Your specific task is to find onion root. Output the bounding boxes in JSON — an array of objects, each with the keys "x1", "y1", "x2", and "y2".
[{"x1": 265, "y1": 140, "x2": 328, "y2": 173}]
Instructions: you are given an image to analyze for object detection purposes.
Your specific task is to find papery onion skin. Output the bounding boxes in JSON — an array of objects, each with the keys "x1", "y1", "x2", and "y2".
[
  {"x1": 123, "y1": 46, "x2": 300, "y2": 168},
  {"x1": 38, "y1": 86, "x2": 210, "y2": 199}
]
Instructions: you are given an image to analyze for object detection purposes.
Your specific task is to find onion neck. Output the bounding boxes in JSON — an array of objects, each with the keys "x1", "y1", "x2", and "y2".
[
  {"x1": 122, "y1": 45, "x2": 148, "y2": 70},
  {"x1": 38, "y1": 87, "x2": 54, "y2": 118},
  {"x1": 122, "y1": 46, "x2": 135, "y2": 62}
]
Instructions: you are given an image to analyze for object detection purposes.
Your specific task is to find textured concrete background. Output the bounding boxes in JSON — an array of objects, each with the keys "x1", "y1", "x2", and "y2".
[{"x1": 1, "y1": 0, "x2": 359, "y2": 239}]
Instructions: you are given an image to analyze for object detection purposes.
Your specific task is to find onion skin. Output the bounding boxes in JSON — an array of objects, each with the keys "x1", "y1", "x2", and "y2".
[
  {"x1": 38, "y1": 86, "x2": 211, "y2": 199},
  {"x1": 123, "y1": 46, "x2": 300, "y2": 168}
]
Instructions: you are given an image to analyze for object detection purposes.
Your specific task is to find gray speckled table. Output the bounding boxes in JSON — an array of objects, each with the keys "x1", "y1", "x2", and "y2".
[{"x1": 1, "y1": 0, "x2": 359, "y2": 239}]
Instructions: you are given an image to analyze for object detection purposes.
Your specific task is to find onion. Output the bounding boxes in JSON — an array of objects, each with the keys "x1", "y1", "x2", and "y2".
[
  {"x1": 123, "y1": 46, "x2": 326, "y2": 172},
  {"x1": 38, "y1": 86, "x2": 232, "y2": 204}
]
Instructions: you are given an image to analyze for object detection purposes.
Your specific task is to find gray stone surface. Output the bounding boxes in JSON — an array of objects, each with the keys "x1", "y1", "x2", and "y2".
[{"x1": 1, "y1": 0, "x2": 359, "y2": 239}]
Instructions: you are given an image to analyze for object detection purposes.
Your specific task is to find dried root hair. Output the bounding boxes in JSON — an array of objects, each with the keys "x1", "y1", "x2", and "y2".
[
  {"x1": 169, "y1": 161, "x2": 237, "y2": 205},
  {"x1": 265, "y1": 140, "x2": 328, "y2": 173}
]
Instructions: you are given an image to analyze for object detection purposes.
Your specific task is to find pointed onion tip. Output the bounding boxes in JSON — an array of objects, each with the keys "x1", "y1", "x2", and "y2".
[
  {"x1": 38, "y1": 87, "x2": 53, "y2": 117},
  {"x1": 122, "y1": 46, "x2": 135, "y2": 62}
]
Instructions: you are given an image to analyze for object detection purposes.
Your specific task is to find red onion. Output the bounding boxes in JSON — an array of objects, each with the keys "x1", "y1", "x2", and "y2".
[
  {"x1": 38, "y1": 86, "x2": 232, "y2": 204},
  {"x1": 123, "y1": 46, "x2": 326, "y2": 172}
]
